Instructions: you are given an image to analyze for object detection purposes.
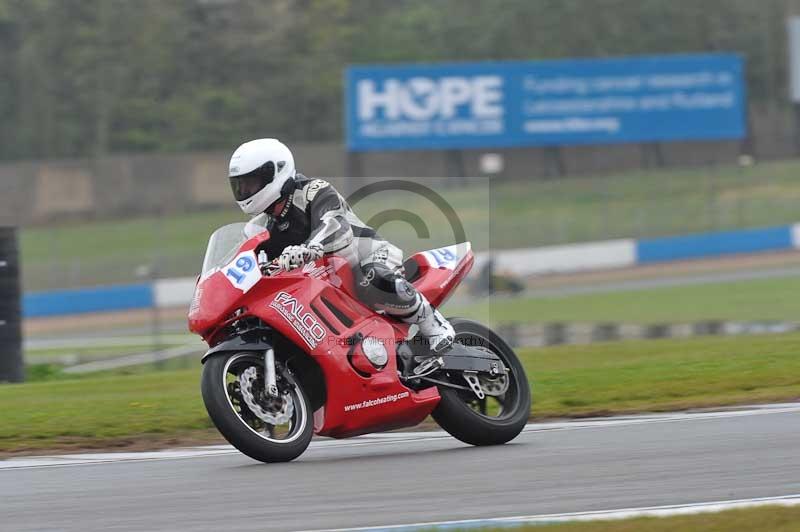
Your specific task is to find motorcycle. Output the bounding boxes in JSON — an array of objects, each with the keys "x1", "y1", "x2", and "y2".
[{"x1": 189, "y1": 221, "x2": 531, "y2": 463}]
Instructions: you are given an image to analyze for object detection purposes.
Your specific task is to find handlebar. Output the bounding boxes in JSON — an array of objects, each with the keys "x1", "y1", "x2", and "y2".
[
  {"x1": 257, "y1": 250, "x2": 281, "y2": 277},
  {"x1": 257, "y1": 247, "x2": 322, "y2": 277},
  {"x1": 261, "y1": 261, "x2": 283, "y2": 277}
]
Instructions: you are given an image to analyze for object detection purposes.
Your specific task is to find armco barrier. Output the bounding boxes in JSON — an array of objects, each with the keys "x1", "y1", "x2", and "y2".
[
  {"x1": 153, "y1": 277, "x2": 197, "y2": 308},
  {"x1": 483, "y1": 238, "x2": 636, "y2": 277},
  {"x1": 495, "y1": 320, "x2": 800, "y2": 348},
  {"x1": 22, "y1": 222, "x2": 800, "y2": 317}
]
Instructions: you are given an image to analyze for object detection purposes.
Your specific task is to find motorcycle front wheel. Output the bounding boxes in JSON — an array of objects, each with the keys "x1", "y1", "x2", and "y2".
[
  {"x1": 432, "y1": 318, "x2": 531, "y2": 446},
  {"x1": 201, "y1": 352, "x2": 313, "y2": 463}
]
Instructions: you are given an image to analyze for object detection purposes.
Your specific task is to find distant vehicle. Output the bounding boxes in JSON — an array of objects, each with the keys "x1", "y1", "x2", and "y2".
[
  {"x1": 470, "y1": 258, "x2": 526, "y2": 297},
  {"x1": 189, "y1": 223, "x2": 530, "y2": 463}
]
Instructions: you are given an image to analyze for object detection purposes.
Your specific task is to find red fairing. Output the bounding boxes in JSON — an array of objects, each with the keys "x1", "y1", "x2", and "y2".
[
  {"x1": 190, "y1": 239, "x2": 474, "y2": 438},
  {"x1": 239, "y1": 230, "x2": 271, "y2": 252},
  {"x1": 406, "y1": 243, "x2": 474, "y2": 308},
  {"x1": 188, "y1": 270, "x2": 244, "y2": 335},
  {"x1": 188, "y1": 230, "x2": 274, "y2": 336}
]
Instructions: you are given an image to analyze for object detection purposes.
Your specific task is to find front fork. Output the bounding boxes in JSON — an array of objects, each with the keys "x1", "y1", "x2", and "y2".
[{"x1": 264, "y1": 348, "x2": 279, "y2": 398}]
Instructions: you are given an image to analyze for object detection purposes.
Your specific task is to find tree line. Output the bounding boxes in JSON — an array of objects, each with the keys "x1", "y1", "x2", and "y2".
[{"x1": 0, "y1": 0, "x2": 789, "y2": 161}]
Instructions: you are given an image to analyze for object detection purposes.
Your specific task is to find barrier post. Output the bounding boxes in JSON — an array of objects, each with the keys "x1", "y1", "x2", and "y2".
[{"x1": 0, "y1": 226, "x2": 24, "y2": 383}]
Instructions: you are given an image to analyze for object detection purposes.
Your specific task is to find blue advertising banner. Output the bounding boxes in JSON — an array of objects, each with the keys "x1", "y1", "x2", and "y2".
[{"x1": 345, "y1": 54, "x2": 746, "y2": 151}]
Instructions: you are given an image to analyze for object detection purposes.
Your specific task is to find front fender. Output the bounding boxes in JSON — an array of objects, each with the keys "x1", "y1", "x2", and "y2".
[
  {"x1": 201, "y1": 330, "x2": 327, "y2": 415},
  {"x1": 201, "y1": 332, "x2": 273, "y2": 364}
]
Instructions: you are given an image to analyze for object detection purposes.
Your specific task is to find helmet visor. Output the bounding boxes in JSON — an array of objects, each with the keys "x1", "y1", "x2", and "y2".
[{"x1": 229, "y1": 162, "x2": 275, "y2": 201}]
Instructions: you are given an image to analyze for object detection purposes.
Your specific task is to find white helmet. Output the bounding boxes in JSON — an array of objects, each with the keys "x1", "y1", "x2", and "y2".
[{"x1": 228, "y1": 138, "x2": 296, "y2": 215}]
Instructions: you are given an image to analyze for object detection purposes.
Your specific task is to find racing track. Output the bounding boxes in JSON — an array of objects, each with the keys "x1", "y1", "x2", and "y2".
[{"x1": 3, "y1": 403, "x2": 800, "y2": 531}]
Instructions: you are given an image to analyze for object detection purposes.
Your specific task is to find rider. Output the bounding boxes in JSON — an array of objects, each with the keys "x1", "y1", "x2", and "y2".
[{"x1": 227, "y1": 138, "x2": 455, "y2": 353}]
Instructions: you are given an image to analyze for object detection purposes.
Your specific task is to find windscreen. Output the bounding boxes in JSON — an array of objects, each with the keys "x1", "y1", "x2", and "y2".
[
  {"x1": 200, "y1": 216, "x2": 268, "y2": 276},
  {"x1": 200, "y1": 223, "x2": 247, "y2": 276}
]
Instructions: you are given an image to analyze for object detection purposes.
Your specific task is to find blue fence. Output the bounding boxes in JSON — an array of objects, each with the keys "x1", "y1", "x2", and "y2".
[
  {"x1": 24, "y1": 283, "x2": 153, "y2": 318},
  {"x1": 345, "y1": 53, "x2": 746, "y2": 151},
  {"x1": 636, "y1": 226, "x2": 794, "y2": 264}
]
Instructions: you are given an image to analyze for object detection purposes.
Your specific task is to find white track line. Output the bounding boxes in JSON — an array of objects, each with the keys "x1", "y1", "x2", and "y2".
[
  {"x1": 2, "y1": 402, "x2": 799, "y2": 470},
  {"x1": 301, "y1": 494, "x2": 800, "y2": 532},
  {"x1": 520, "y1": 402, "x2": 800, "y2": 433},
  {"x1": 0, "y1": 435, "x2": 450, "y2": 470}
]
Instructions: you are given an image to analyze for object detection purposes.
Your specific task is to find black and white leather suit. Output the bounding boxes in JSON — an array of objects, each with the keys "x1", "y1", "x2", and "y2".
[{"x1": 254, "y1": 174, "x2": 421, "y2": 318}]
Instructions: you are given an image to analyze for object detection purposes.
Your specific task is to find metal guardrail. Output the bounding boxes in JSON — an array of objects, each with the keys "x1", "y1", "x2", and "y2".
[{"x1": 496, "y1": 321, "x2": 800, "y2": 348}]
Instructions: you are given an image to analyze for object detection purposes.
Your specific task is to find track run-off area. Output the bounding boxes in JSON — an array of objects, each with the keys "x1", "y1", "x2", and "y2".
[{"x1": 3, "y1": 403, "x2": 799, "y2": 531}]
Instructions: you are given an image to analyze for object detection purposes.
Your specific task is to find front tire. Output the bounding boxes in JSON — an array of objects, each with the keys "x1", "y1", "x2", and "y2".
[
  {"x1": 201, "y1": 352, "x2": 313, "y2": 463},
  {"x1": 432, "y1": 318, "x2": 531, "y2": 446}
]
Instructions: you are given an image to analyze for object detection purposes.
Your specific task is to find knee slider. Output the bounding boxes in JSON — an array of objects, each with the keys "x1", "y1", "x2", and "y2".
[{"x1": 356, "y1": 262, "x2": 419, "y2": 313}]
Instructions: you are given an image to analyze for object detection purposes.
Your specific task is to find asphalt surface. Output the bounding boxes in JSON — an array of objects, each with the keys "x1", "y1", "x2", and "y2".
[{"x1": 3, "y1": 405, "x2": 800, "y2": 532}]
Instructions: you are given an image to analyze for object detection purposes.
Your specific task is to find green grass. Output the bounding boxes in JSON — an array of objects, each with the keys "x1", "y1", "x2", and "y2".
[
  {"x1": 23, "y1": 207, "x2": 240, "y2": 290},
  {"x1": 466, "y1": 505, "x2": 800, "y2": 532},
  {"x1": 0, "y1": 368, "x2": 210, "y2": 452},
  {"x1": 448, "y1": 275, "x2": 800, "y2": 324},
  {"x1": 2, "y1": 333, "x2": 800, "y2": 453},
  {"x1": 527, "y1": 333, "x2": 800, "y2": 417},
  {"x1": 20, "y1": 158, "x2": 800, "y2": 289}
]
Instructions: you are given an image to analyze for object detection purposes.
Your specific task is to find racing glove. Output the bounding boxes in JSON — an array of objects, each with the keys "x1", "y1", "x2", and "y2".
[{"x1": 277, "y1": 243, "x2": 323, "y2": 271}]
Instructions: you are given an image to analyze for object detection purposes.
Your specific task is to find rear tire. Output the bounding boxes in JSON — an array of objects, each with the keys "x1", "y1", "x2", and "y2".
[
  {"x1": 432, "y1": 318, "x2": 531, "y2": 446},
  {"x1": 201, "y1": 352, "x2": 313, "y2": 463}
]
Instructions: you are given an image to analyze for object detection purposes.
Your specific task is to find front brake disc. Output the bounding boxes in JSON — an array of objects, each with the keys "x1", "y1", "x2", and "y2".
[{"x1": 238, "y1": 366, "x2": 294, "y2": 425}]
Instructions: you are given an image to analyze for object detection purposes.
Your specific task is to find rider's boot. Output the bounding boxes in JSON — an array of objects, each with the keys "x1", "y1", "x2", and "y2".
[{"x1": 401, "y1": 294, "x2": 455, "y2": 353}]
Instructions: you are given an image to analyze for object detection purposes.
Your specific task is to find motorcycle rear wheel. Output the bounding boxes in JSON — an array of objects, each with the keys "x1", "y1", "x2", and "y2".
[
  {"x1": 432, "y1": 318, "x2": 531, "y2": 446},
  {"x1": 201, "y1": 352, "x2": 313, "y2": 463}
]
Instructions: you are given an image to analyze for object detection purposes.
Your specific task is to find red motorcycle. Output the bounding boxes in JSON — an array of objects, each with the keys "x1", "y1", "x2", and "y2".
[{"x1": 189, "y1": 222, "x2": 531, "y2": 463}]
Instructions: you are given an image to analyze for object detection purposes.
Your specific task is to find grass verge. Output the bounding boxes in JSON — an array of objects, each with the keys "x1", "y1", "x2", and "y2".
[
  {"x1": 469, "y1": 505, "x2": 800, "y2": 532},
  {"x1": 2, "y1": 333, "x2": 800, "y2": 454},
  {"x1": 527, "y1": 333, "x2": 800, "y2": 417},
  {"x1": 448, "y1": 275, "x2": 800, "y2": 324},
  {"x1": 0, "y1": 368, "x2": 211, "y2": 454}
]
